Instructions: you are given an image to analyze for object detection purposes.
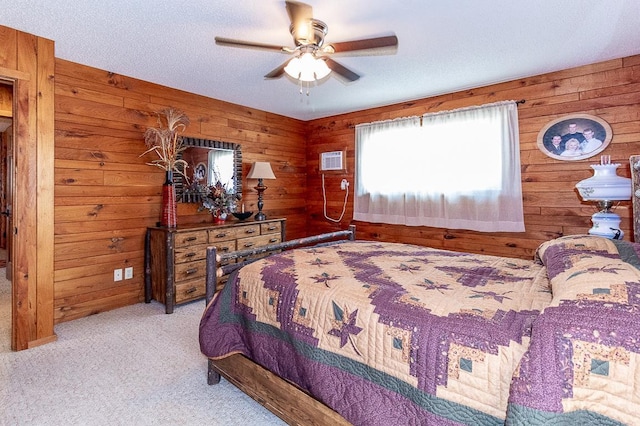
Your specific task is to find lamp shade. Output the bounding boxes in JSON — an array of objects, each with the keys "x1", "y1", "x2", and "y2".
[
  {"x1": 284, "y1": 53, "x2": 331, "y2": 82},
  {"x1": 247, "y1": 162, "x2": 276, "y2": 180},
  {"x1": 575, "y1": 163, "x2": 631, "y2": 201}
]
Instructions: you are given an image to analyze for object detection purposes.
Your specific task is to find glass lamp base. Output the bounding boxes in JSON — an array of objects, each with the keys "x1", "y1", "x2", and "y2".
[{"x1": 588, "y1": 211, "x2": 623, "y2": 239}]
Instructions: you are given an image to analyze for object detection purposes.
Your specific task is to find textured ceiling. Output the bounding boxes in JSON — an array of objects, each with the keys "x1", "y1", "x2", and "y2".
[{"x1": 2, "y1": 0, "x2": 640, "y2": 121}]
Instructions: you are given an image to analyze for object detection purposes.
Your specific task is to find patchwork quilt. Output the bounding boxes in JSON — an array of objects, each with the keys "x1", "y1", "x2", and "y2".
[
  {"x1": 200, "y1": 241, "x2": 552, "y2": 425},
  {"x1": 506, "y1": 235, "x2": 640, "y2": 425}
]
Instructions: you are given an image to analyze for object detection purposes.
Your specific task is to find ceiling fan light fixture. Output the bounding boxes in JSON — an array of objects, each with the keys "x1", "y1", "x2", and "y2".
[
  {"x1": 284, "y1": 56, "x2": 302, "y2": 79},
  {"x1": 217, "y1": 2, "x2": 397, "y2": 84},
  {"x1": 314, "y1": 58, "x2": 331, "y2": 80},
  {"x1": 284, "y1": 52, "x2": 331, "y2": 82}
]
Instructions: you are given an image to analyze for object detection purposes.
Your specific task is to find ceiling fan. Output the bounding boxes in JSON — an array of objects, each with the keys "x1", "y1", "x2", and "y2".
[{"x1": 214, "y1": 1, "x2": 398, "y2": 83}]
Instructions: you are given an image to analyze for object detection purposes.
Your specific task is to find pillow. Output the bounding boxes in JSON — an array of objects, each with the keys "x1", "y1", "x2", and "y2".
[{"x1": 534, "y1": 235, "x2": 640, "y2": 310}]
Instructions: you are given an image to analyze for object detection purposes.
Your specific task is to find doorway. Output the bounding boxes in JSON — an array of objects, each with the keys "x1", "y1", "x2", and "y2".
[
  {"x1": 0, "y1": 81, "x2": 11, "y2": 352},
  {"x1": 0, "y1": 25, "x2": 56, "y2": 351}
]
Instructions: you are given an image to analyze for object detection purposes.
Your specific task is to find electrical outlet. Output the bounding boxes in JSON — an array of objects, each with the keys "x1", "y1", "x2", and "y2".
[
  {"x1": 124, "y1": 267, "x2": 133, "y2": 280},
  {"x1": 114, "y1": 269, "x2": 123, "y2": 282},
  {"x1": 340, "y1": 179, "x2": 349, "y2": 190}
]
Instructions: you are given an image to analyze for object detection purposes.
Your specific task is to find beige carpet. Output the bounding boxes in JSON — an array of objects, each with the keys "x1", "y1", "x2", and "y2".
[{"x1": 0, "y1": 273, "x2": 286, "y2": 425}]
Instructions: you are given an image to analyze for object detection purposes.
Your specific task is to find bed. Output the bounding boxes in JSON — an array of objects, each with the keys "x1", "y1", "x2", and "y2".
[{"x1": 199, "y1": 158, "x2": 640, "y2": 425}]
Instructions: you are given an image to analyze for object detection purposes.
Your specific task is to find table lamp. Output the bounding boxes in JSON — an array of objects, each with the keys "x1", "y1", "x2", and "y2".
[
  {"x1": 247, "y1": 162, "x2": 276, "y2": 221},
  {"x1": 575, "y1": 155, "x2": 631, "y2": 239}
]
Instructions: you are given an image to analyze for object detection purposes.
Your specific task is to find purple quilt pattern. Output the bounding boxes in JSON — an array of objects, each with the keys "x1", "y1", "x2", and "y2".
[
  {"x1": 506, "y1": 235, "x2": 640, "y2": 425},
  {"x1": 200, "y1": 241, "x2": 552, "y2": 425}
]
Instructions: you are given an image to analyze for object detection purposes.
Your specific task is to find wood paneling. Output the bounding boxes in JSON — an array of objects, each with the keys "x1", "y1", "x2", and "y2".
[
  {"x1": 52, "y1": 59, "x2": 307, "y2": 323},
  {"x1": 0, "y1": 25, "x2": 55, "y2": 350},
  {"x1": 6, "y1": 20, "x2": 640, "y2": 346},
  {"x1": 0, "y1": 84, "x2": 11, "y2": 117},
  {"x1": 306, "y1": 56, "x2": 640, "y2": 259}
]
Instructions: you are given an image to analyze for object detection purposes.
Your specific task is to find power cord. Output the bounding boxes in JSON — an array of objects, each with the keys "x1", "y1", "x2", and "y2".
[{"x1": 322, "y1": 174, "x2": 349, "y2": 223}]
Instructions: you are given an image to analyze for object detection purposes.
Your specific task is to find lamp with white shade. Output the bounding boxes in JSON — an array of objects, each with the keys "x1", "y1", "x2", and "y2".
[
  {"x1": 575, "y1": 155, "x2": 631, "y2": 239},
  {"x1": 247, "y1": 162, "x2": 276, "y2": 221}
]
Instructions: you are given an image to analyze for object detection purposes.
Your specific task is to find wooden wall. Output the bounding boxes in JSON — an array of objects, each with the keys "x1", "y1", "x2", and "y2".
[
  {"x1": 306, "y1": 55, "x2": 640, "y2": 259},
  {"x1": 0, "y1": 25, "x2": 55, "y2": 350},
  {"x1": 53, "y1": 59, "x2": 307, "y2": 323},
  {"x1": 7, "y1": 19, "x2": 640, "y2": 340}
]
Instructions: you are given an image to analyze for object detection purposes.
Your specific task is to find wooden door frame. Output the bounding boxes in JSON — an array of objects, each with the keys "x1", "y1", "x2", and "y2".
[{"x1": 1, "y1": 26, "x2": 56, "y2": 351}]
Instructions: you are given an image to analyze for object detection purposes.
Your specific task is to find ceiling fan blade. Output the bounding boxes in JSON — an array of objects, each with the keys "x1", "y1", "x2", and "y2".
[
  {"x1": 286, "y1": 1, "x2": 314, "y2": 43},
  {"x1": 215, "y1": 37, "x2": 288, "y2": 52},
  {"x1": 325, "y1": 58, "x2": 360, "y2": 82},
  {"x1": 286, "y1": 1, "x2": 313, "y2": 29},
  {"x1": 264, "y1": 61, "x2": 289, "y2": 79},
  {"x1": 325, "y1": 35, "x2": 398, "y2": 54}
]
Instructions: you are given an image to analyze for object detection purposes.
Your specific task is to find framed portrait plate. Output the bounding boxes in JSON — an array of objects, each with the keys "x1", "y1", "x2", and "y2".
[{"x1": 536, "y1": 113, "x2": 612, "y2": 161}]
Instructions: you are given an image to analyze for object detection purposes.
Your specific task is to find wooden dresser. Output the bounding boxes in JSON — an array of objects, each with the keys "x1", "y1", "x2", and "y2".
[{"x1": 144, "y1": 218, "x2": 286, "y2": 313}]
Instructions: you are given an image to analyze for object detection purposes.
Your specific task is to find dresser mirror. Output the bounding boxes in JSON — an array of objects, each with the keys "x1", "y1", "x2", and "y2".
[{"x1": 176, "y1": 137, "x2": 242, "y2": 203}]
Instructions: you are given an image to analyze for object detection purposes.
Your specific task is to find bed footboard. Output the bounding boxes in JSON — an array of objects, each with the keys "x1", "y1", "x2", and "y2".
[
  {"x1": 205, "y1": 225, "x2": 356, "y2": 305},
  {"x1": 203, "y1": 226, "x2": 356, "y2": 424},
  {"x1": 208, "y1": 354, "x2": 351, "y2": 425}
]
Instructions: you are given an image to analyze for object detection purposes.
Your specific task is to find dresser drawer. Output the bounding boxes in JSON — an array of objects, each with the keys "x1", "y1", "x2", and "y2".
[
  {"x1": 174, "y1": 259, "x2": 206, "y2": 282},
  {"x1": 174, "y1": 230, "x2": 208, "y2": 248},
  {"x1": 209, "y1": 224, "x2": 260, "y2": 242},
  {"x1": 146, "y1": 219, "x2": 285, "y2": 314},
  {"x1": 174, "y1": 244, "x2": 207, "y2": 263},
  {"x1": 175, "y1": 278, "x2": 206, "y2": 303},
  {"x1": 216, "y1": 274, "x2": 230, "y2": 293},
  {"x1": 261, "y1": 222, "x2": 282, "y2": 235},
  {"x1": 211, "y1": 240, "x2": 236, "y2": 254},
  {"x1": 237, "y1": 233, "x2": 282, "y2": 251},
  {"x1": 212, "y1": 240, "x2": 237, "y2": 267}
]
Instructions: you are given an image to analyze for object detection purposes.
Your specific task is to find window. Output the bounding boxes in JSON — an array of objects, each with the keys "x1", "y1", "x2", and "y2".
[
  {"x1": 354, "y1": 101, "x2": 524, "y2": 232},
  {"x1": 208, "y1": 149, "x2": 235, "y2": 192}
]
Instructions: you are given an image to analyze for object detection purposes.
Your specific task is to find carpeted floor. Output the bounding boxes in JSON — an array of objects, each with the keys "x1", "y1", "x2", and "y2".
[{"x1": 0, "y1": 273, "x2": 286, "y2": 426}]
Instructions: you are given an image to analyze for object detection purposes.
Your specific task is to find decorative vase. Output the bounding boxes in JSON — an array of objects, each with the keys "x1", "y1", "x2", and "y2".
[
  {"x1": 213, "y1": 211, "x2": 228, "y2": 224},
  {"x1": 161, "y1": 171, "x2": 177, "y2": 228}
]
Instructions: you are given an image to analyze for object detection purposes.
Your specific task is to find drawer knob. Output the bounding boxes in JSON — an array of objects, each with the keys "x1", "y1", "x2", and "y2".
[
  {"x1": 185, "y1": 236, "x2": 198, "y2": 242},
  {"x1": 214, "y1": 232, "x2": 227, "y2": 238},
  {"x1": 246, "y1": 229, "x2": 256, "y2": 234},
  {"x1": 243, "y1": 242, "x2": 255, "y2": 248},
  {"x1": 268, "y1": 226, "x2": 277, "y2": 231},
  {"x1": 185, "y1": 252, "x2": 196, "y2": 258},
  {"x1": 221, "y1": 247, "x2": 229, "y2": 252},
  {"x1": 185, "y1": 287, "x2": 197, "y2": 294},
  {"x1": 185, "y1": 268, "x2": 198, "y2": 275},
  {"x1": 269, "y1": 238, "x2": 278, "y2": 243}
]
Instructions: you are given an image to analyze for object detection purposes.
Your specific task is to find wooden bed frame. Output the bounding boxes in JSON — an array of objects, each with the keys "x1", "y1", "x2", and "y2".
[
  {"x1": 203, "y1": 155, "x2": 640, "y2": 425},
  {"x1": 204, "y1": 226, "x2": 356, "y2": 425}
]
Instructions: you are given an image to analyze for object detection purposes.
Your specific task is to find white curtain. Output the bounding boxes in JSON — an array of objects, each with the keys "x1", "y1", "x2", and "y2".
[
  {"x1": 354, "y1": 101, "x2": 524, "y2": 232},
  {"x1": 208, "y1": 149, "x2": 235, "y2": 191}
]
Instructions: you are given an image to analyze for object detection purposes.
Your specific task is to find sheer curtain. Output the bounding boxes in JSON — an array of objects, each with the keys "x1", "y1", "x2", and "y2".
[
  {"x1": 354, "y1": 101, "x2": 524, "y2": 232},
  {"x1": 208, "y1": 149, "x2": 235, "y2": 191}
]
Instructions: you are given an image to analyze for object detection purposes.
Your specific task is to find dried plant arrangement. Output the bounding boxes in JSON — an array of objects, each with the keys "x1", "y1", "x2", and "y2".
[{"x1": 141, "y1": 108, "x2": 190, "y2": 179}]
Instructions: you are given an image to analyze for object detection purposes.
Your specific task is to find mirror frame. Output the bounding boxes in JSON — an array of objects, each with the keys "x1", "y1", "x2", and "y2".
[{"x1": 176, "y1": 137, "x2": 242, "y2": 203}]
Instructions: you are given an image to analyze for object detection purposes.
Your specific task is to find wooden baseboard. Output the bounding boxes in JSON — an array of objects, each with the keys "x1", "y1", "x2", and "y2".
[{"x1": 26, "y1": 334, "x2": 58, "y2": 349}]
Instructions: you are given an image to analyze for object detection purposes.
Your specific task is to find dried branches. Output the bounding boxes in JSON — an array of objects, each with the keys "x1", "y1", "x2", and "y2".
[{"x1": 141, "y1": 108, "x2": 190, "y2": 179}]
